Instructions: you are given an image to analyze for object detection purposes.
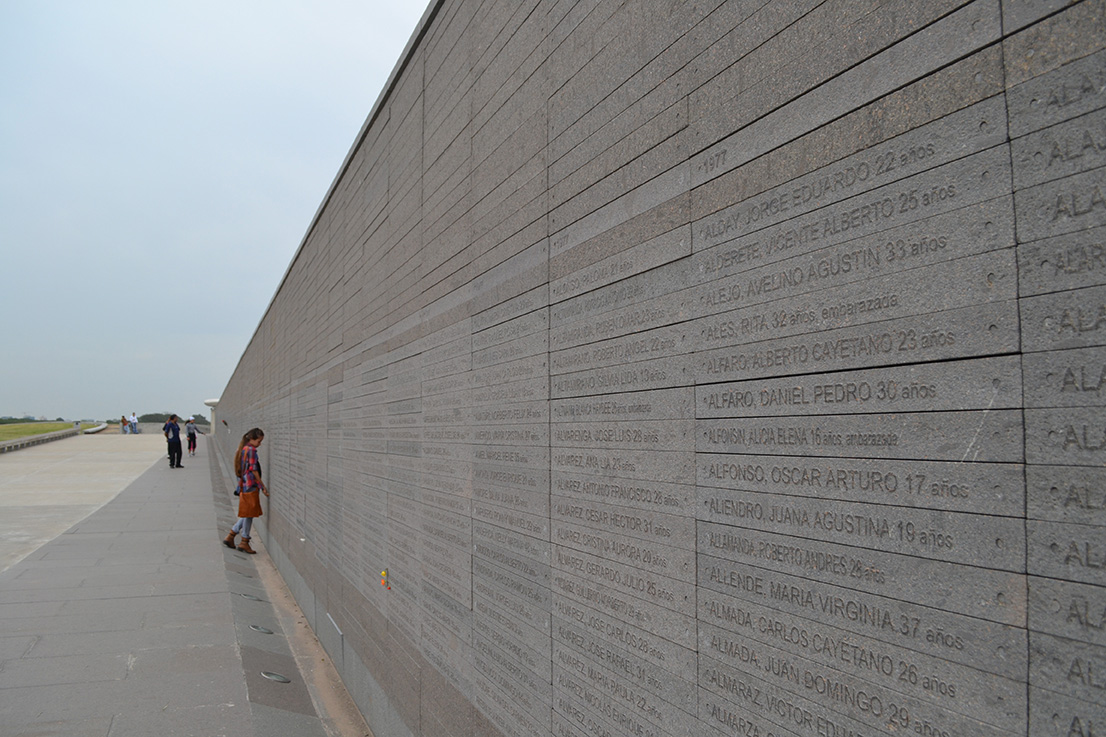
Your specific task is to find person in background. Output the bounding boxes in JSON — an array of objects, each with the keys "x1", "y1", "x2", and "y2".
[
  {"x1": 185, "y1": 417, "x2": 204, "y2": 456},
  {"x1": 120, "y1": 415, "x2": 129, "y2": 435},
  {"x1": 129, "y1": 412, "x2": 138, "y2": 435},
  {"x1": 223, "y1": 428, "x2": 268, "y2": 553},
  {"x1": 162, "y1": 414, "x2": 183, "y2": 468}
]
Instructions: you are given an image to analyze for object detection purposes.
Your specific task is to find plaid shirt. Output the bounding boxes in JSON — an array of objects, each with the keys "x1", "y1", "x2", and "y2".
[{"x1": 240, "y1": 446, "x2": 262, "y2": 491}]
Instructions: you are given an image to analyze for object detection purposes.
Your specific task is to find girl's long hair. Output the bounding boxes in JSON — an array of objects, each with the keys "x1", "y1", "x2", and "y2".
[{"x1": 233, "y1": 428, "x2": 265, "y2": 480}]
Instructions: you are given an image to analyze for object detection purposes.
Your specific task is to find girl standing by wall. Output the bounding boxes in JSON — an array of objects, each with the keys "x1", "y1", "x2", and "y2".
[{"x1": 223, "y1": 428, "x2": 268, "y2": 553}]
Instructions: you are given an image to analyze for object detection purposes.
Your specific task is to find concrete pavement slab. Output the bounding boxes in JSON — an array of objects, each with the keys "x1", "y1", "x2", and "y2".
[
  {"x1": 0, "y1": 435, "x2": 370, "y2": 736},
  {"x1": 0, "y1": 434, "x2": 167, "y2": 572}
]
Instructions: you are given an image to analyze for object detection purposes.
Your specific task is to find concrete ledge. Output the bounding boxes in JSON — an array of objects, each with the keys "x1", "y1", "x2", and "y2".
[{"x1": 0, "y1": 427, "x2": 78, "y2": 453}]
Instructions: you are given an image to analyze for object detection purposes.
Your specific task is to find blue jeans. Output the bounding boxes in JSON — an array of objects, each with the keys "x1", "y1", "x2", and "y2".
[{"x1": 232, "y1": 517, "x2": 253, "y2": 538}]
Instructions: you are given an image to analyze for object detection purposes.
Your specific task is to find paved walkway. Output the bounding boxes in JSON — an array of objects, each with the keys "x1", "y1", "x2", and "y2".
[
  {"x1": 0, "y1": 434, "x2": 369, "y2": 737},
  {"x1": 0, "y1": 434, "x2": 167, "y2": 572}
]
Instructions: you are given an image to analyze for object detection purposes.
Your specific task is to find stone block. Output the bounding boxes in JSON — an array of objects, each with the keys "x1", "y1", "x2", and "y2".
[
  {"x1": 471, "y1": 284, "x2": 547, "y2": 332},
  {"x1": 1029, "y1": 575, "x2": 1106, "y2": 646},
  {"x1": 1026, "y1": 406, "x2": 1106, "y2": 466},
  {"x1": 549, "y1": 164, "x2": 691, "y2": 257},
  {"x1": 552, "y1": 490, "x2": 695, "y2": 545},
  {"x1": 1028, "y1": 684, "x2": 1106, "y2": 737},
  {"x1": 1028, "y1": 464, "x2": 1106, "y2": 525},
  {"x1": 698, "y1": 649, "x2": 875, "y2": 737},
  {"x1": 552, "y1": 515, "x2": 694, "y2": 581},
  {"x1": 552, "y1": 418, "x2": 692, "y2": 453},
  {"x1": 419, "y1": 552, "x2": 473, "y2": 611},
  {"x1": 552, "y1": 387, "x2": 694, "y2": 422},
  {"x1": 1013, "y1": 108, "x2": 1106, "y2": 191},
  {"x1": 551, "y1": 447, "x2": 694, "y2": 486},
  {"x1": 690, "y1": 0, "x2": 1001, "y2": 178},
  {"x1": 550, "y1": 258, "x2": 689, "y2": 331},
  {"x1": 551, "y1": 322, "x2": 692, "y2": 376},
  {"x1": 692, "y1": 249, "x2": 1015, "y2": 354},
  {"x1": 472, "y1": 630, "x2": 551, "y2": 724},
  {"x1": 553, "y1": 469, "x2": 695, "y2": 517},
  {"x1": 697, "y1": 408, "x2": 1024, "y2": 463},
  {"x1": 698, "y1": 523, "x2": 1026, "y2": 625},
  {"x1": 697, "y1": 355, "x2": 1021, "y2": 418},
  {"x1": 1021, "y1": 284, "x2": 1106, "y2": 353},
  {"x1": 697, "y1": 452, "x2": 1025, "y2": 516},
  {"x1": 550, "y1": 196, "x2": 689, "y2": 282},
  {"x1": 694, "y1": 146, "x2": 1011, "y2": 265},
  {"x1": 472, "y1": 499, "x2": 549, "y2": 541},
  {"x1": 1002, "y1": 0, "x2": 1076, "y2": 34},
  {"x1": 471, "y1": 330, "x2": 548, "y2": 369},
  {"x1": 689, "y1": 46, "x2": 1005, "y2": 223},
  {"x1": 699, "y1": 580, "x2": 1026, "y2": 685},
  {"x1": 471, "y1": 375, "x2": 548, "y2": 406},
  {"x1": 552, "y1": 543, "x2": 695, "y2": 616},
  {"x1": 1028, "y1": 519, "x2": 1106, "y2": 586},
  {"x1": 1024, "y1": 346, "x2": 1106, "y2": 407},
  {"x1": 692, "y1": 96, "x2": 1008, "y2": 236},
  {"x1": 1003, "y1": 0, "x2": 1106, "y2": 90},
  {"x1": 691, "y1": 194, "x2": 1016, "y2": 308},
  {"x1": 696, "y1": 299, "x2": 1020, "y2": 383},
  {"x1": 473, "y1": 473, "x2": 550, "y2": 521},
  {"x1": 552, "y1": 658, "x2": 694, "y2": 737},
  {"x1": 549, "y1": 707, "x2": 595, "y2": 737},
  {"x1": 472, "y1": 555, "x2": 551, "y2": 636},
  {"x1": 420, "y1": 629, "x2": 473, "y2": 708},
  {"x1": 472, "y1": 308, "x2": 547, "y2": 352},
  {"x1": 550, "y1": 101, "x2": 689, "y2": 218},
  {"x1": 473, "y1": 443, "x2": 548, "y2": 474},
  {"x1": 551, "y1": 355, "x2": 693, "y2": 397},
  {"x1": 471, "y1": 422, "x2": 547, "y2": 447},
  {"x1": 550, "y1": 560, "x2": 696, "y2": 649},
  {"x1": 470, "y1": 398, "x2": 547, "y2": 424},
  {"x1": 553, "y1": 602, "x2": 696, "y2": 703},
  {"x1": 474, "y1": 531, "x2": 549, "y2": 588},
  {"x1": 470, "y1": 353, "x2": 547, "y2": 388},
  {"x1": 1007, "y1": 47, "x2": 1106, "y2": 139},
  {"x1": 1018, "y1": 225, "x2": 1106, "y2": 297},
  {"x1": 472, "y1": 670, "x2": 551, "y2": 737},
  {"x1": 1030, "y1": 630, "x2": 1106, "y2": 705},
  {"x1": 699, "y1": 616, "x2": 1021, "y2": 737},
  {"x1": 550, "y1": 225, "x2": 691, "y2": 303},
  {"x1": 1016, "y1": 167, "x2": 1106, "y2": 244},
  {"x1": 698, "y1": 485, "x2": 1025, "y2": 571},
  {"x1": 697, "y1": 551, "x2": 1028, "y2": 672}
]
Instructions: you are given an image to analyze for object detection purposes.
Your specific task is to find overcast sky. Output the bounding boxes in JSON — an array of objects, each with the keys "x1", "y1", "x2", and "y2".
[{"x1": 0, "y1": 0, "x2": 427, "y2": 421}]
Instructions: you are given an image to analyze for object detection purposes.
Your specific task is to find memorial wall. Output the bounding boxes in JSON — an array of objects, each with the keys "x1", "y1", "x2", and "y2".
[{"x1": 213, "y1": 1, "x2": 1106, "y2": 735}]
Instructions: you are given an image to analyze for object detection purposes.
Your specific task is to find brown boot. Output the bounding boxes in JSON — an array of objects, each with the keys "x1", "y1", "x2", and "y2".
[
  {"x1": 223, "y1": 531, "x2": 237, "y2": 549},
  {"x1": 237, "y1": 537, "x2": 256, "y2": 554}
]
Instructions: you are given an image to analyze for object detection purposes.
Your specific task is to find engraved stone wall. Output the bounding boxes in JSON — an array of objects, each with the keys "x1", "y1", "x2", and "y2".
[{"x1": 213, "y1": 1, "x2": 1106, "y2": 735}]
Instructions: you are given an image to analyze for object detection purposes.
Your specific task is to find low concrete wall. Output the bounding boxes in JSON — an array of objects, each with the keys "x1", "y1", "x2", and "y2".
[
  {"x1": 214, "y1": 2, "x2": 1106, "y2": 736},
  {"x1": 0, "y1": 428, "x2": 79, "y2": 453}
]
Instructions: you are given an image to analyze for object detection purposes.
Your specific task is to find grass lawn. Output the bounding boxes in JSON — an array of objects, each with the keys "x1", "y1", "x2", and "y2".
[{"x1": 0, "y1": 422, "x2": 82, "y2": 442}]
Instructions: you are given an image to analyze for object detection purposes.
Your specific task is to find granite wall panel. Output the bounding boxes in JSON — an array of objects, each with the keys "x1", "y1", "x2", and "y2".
[{"x1": 214, "y1": 1, "x2": 1106, "y2": 734}]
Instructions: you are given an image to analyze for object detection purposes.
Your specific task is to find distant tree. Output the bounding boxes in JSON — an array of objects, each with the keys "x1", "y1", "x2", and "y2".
[
  {"x1": 139, "y1": 413, "x2": 172, "y2": 423},
  {"x1": 138, "y1": 413, "x2": 209, "y2": 425},
  {"x1": 55, "y1": 417, "x2": 64, "y2": 422},
  {"x1": 0, "y1": 416, "x2": 38, "y2": 425}
]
